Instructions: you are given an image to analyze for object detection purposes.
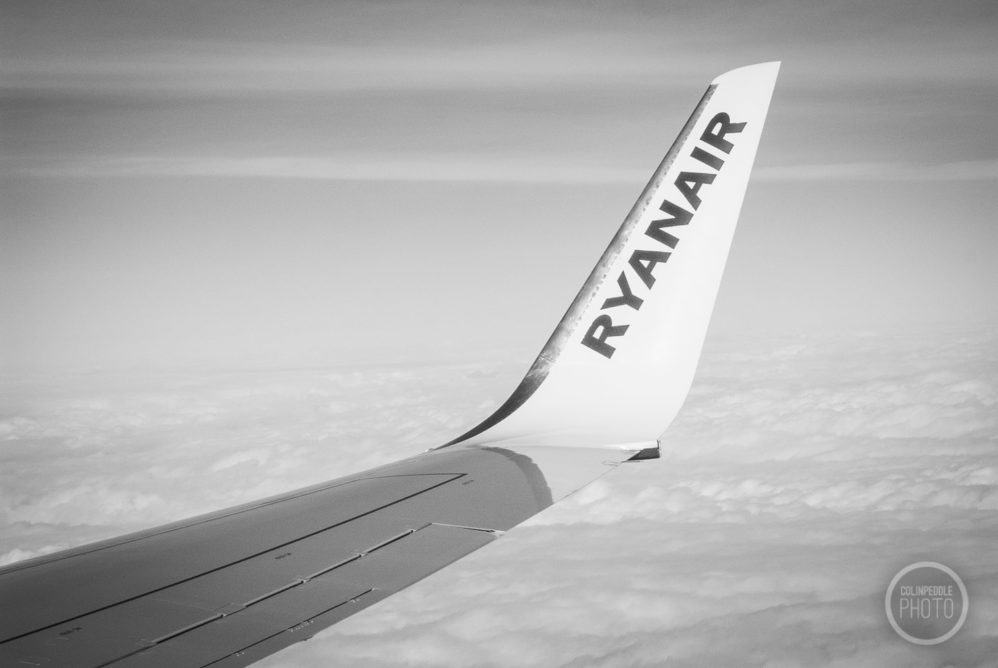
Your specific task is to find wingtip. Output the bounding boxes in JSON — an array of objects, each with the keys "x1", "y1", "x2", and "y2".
[{"x1": 711, "y1": 61, "x2": 781, "y2": 86}]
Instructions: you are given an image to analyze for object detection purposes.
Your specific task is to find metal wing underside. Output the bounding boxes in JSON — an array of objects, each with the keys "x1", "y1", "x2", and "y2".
[{"x1": 0, "y1": 445, "x2": 632, "y2": 667}]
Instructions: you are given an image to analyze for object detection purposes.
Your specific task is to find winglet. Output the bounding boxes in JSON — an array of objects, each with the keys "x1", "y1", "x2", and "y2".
[{"x1": 446, "y1": 63, "x2": 780, "y2": 450}]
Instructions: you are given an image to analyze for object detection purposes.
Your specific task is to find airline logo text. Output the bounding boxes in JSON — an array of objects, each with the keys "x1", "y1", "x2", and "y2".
[{"x1": 581, "y1": 112, "x2": 746, "y2": 359}]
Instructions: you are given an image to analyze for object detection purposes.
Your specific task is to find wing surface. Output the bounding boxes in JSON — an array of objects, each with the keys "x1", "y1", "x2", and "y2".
[
  {"x1": 0, "y1": 62, "x2": 779, "y2": 667},
  {"x1": 0, "y1": 447, "x2": 621, "y2": 667}
]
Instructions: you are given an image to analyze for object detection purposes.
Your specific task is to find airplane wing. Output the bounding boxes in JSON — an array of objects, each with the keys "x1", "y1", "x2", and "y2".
[{"x1": 0, "y1": 62, "x2": 779, "y2": 668}]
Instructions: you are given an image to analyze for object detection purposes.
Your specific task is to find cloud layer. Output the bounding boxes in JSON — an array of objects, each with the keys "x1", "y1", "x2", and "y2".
[
  {"x1": 2, "y1": 328, "x2": 996, "y2": 665},
  {"x1": 8, "y1": 155, "x2": 998, "y2": 184}
]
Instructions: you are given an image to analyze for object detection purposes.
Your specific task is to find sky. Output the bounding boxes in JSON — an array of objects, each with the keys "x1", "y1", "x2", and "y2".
[
  {"x1": 2, "y1": 1, "x2": 998, "y2": 666},
  {"x1": 2, "y1": 0, "x2": 997, "y2": 372}
]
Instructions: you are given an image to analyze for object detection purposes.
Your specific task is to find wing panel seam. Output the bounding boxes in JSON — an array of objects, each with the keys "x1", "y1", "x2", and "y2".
[{"x1": 0, "y1": 473, "x2": 464, "y2": 646}]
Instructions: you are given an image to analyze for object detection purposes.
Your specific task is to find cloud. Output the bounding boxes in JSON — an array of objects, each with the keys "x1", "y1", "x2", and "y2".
[
  {"x1": 2, "y1": 154, "x2": 647, "y2": 184},
  {"x1": 9, "y1": 155, "x2": 998, "y2": 184},
  {"x1": 2, "y1": 328, "x2": 996, "y2": 665},
  {"x1": 264, "y1": 328, "x2": 997, "y2": 666},
  {"x1": 3, "y1": 1, "x2": 995, "y2": 96},
  {"x1": 0, "y1": 36, "x2": 704, "y2": 94},
  {"x1": 0, "y1": 360, "x2": 521, "y2": 555},
  {"x1": 754, "y1": 160, "x2": 998, "y2": 182},
  {"x1": 0, "y1": 548, "x2": 48, "y2": 568}
]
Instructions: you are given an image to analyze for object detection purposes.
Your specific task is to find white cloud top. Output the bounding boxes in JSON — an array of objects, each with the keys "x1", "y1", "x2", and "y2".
[{"x1": 2, "y1": 329, "x2": 996, "y2": 665}]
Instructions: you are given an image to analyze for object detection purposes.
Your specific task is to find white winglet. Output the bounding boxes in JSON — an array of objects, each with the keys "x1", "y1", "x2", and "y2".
[{"x1": 447, "y1": 62, "x2": 780, "y2": 450}]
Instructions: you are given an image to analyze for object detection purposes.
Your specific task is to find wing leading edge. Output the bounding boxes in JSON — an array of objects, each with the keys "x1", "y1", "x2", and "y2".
[{"x1": 0, "y1": 63, "x2": 779, "y2": 667}]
